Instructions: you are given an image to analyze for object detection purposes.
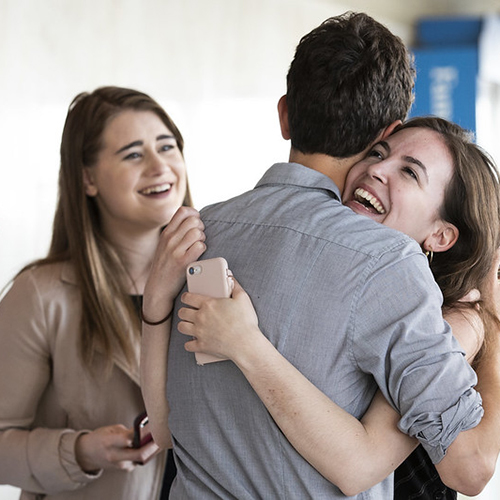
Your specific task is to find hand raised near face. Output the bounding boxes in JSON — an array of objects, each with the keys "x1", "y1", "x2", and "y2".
[{"x1": 143, "y1": 206, "x2": 206, "y2": 322}]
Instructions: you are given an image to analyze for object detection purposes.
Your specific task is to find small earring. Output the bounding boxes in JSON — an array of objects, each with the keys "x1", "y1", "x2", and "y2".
[
  {"x1": 84, "y1": 185, "x2": 98, "y2": 197},
  {"x1": 425, "y1": 249, "x2": 434, "y2": 264}
]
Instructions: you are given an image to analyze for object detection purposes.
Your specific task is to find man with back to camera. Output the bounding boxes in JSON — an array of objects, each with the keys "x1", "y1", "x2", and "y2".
[{"x1": 143, "y1": 11, "x2": 500, "y2": 499}]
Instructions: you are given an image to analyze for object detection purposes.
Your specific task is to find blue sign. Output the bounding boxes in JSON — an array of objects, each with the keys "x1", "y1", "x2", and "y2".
[{"x1": 409, "y1": 46, "x2": 478, "y2": 134}]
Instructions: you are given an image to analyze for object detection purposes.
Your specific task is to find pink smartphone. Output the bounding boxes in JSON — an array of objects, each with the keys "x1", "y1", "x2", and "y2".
[{"x1": 186, "y1": 257, "x2": 234, "y2": 365}]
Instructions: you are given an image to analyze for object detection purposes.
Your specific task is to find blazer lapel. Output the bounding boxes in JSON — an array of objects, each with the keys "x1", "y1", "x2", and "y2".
[{"x1": 60, "y1": 262, "x2": 141, "y2": 386}]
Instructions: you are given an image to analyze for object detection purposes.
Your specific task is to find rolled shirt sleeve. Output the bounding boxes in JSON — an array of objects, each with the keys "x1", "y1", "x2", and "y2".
[{"x1": 351, "y1": 247, "x2": 483, "y2": 463}]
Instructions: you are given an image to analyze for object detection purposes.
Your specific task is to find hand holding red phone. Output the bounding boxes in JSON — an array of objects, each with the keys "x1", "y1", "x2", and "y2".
[
  {"x1": 75, "y1": 420, "x2": 159, "y2": 473},
  {"x1": 132, "y1": 412, "x2": 158, "y2": 465}
]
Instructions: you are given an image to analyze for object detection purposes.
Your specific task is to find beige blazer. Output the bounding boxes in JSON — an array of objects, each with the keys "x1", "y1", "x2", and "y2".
[{"x1": 0, "y1": 262, "x2": 166, "y2": 500}]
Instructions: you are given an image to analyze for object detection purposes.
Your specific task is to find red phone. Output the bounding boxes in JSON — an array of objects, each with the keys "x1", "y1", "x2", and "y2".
[{"x1": 133, "y1": 411, "x2": 153, "y2": 448}]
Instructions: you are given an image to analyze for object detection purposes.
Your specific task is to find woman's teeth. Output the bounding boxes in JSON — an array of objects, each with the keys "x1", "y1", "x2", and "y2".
[
  {"x1": 141, "y1": 183, "x2": 172, "y2": 195},
  {"x1": 354, "y1": 188, "x2": 386, "y2": 214}
]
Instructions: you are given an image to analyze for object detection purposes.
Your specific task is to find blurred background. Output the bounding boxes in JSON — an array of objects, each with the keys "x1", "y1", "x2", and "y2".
[{"x1": 1, "y1": 0, "x2": 499, "y2": 498}]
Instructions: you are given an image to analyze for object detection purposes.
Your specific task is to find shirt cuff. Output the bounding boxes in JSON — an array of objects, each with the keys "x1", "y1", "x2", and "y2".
[
  {"x1": 417, "y1": 390, "x2": 484, "y2": 464},
  {"x1": 59, "y1": 430, "x2": 103, "y2": 484}
]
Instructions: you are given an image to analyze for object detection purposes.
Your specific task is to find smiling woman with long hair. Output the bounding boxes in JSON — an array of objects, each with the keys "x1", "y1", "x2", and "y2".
[{"x1": 0, "y1": 86, "x2": 205, "y2": 500}]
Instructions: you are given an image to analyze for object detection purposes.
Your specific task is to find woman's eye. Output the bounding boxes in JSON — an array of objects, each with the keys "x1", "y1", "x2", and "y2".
[
  {"x1": 160, "y1": 144, "x2": 175, "y2": 153},
  {"x1": 368, "y1": 149, "x2": 383, "y2": 160},
  {"x1": 124, "y1": 152, "x2": 141, "y2": 160},
  {"x1": 403, "y1": 166, "x2": 418, "y2": 180}
]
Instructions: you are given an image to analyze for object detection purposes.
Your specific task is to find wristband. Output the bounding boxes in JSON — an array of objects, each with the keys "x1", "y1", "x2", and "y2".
[{"x1": 140, "y1": 305, "x2": 174, "y2": 326}]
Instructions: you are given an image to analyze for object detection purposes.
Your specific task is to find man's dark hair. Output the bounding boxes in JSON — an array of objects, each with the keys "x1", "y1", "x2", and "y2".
[{"x1": 286, "y1": 11, "x2": 415, "y2": 158}]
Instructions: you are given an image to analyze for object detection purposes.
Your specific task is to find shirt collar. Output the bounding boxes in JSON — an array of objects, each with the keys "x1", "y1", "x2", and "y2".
[{"x1": 255, "y1": 162, "x2": 341, "y2": 201}]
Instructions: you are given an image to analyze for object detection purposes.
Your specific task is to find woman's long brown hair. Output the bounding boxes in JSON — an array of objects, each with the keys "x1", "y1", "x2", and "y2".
[
  {"x1": 21, "y1": 86, "x2": 192, "y2": 372},
  {"x1": 397, "y1": 117, "x2": 500, "y2": 361}
]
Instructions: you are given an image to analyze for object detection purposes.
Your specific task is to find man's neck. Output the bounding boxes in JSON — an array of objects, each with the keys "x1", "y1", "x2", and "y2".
[{"x1": 288, "y1": 149, "x2": 366, "y2": 195}]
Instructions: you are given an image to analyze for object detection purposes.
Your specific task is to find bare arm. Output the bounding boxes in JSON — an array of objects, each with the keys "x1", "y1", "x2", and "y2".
[
  {"x1": 435, "y1": 253, "x2": 500, "y2": 496},
  {"x1": 141, "y1": 320, "x2": 172, "y2": 450},
  {"x1": 435, "y1": 337, "x2": 500, "y2": 495},
  {"x1": 140, "y1": 207, "x2": 206, "y2": 449}
]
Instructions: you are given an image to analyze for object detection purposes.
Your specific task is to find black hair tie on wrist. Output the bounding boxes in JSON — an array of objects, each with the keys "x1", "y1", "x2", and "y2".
[{"x1": 140, "y1": 306, "x2": 174, "y2": 326}]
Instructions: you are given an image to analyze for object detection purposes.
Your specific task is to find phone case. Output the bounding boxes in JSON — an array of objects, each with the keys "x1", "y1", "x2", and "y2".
[
  {"x1": 133, "y1": 411, "x2": 153, "y2": 449},
  {"x1": 186, "y1": 257, "x2": 233, "y2": 365}
]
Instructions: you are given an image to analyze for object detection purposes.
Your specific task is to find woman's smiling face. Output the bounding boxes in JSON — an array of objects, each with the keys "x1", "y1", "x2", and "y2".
[
  {"x1": 83, "y1": 109, "x2": 187, "y2": 238},
  {"x1": 342, "y1": 127, "x2": 454, "y2": 245}
]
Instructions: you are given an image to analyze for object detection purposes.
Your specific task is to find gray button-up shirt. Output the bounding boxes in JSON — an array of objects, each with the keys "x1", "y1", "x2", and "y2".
[{"x1": 168, "y1": 163, "x2": 483, "y2": 499}]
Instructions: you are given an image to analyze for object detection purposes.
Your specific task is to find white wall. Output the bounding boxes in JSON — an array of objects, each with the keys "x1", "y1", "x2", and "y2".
[
  {"x1": 0, "y1": 0, "x2": 408, "y2": 288},
  {"x1": 0, "y1": 1, "x2": 498, "y2": 499}
]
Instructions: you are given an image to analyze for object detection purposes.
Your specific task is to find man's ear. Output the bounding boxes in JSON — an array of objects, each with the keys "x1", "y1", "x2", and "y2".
[
  {"x1": 83, "y1": 168, "x2": 98, "y2": 197},
  {"x1": 423, "y1": 222, "x2": 459, "y2": 254},
  {"x1": 357, "y1": 121, "x2": 402, "y2": 163},
  {"x1": 378, "y1": 120, "x2": 402, "y2": 141},
  {"x1": 277, "y1": 95, "x2": 291, "y2": 140}
]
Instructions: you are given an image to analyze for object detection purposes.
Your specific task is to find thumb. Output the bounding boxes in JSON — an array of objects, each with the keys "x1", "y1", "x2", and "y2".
[
  {"x1": 229, "y1": 277, "x2": 259, "y2": 325},
  {"x1": 230, "y1": 277, "x2": 247, "y2": 298}
]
